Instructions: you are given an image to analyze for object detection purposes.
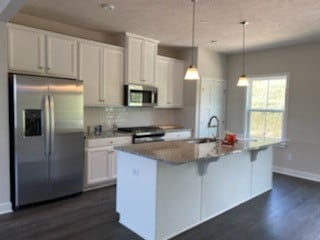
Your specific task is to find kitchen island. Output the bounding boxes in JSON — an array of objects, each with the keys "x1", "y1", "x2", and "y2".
[{"x1": 115, "y1": 138, "x2": 281, "y2": 240}]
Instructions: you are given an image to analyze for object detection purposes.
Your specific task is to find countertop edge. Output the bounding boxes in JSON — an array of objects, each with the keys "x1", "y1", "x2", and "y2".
[{"x1": 115, "y1": 139, "x2": 282, "y2": 165}]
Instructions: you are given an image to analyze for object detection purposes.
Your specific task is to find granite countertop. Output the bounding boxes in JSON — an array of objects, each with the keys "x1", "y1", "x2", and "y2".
[
  {"x1": 85, "y1": 131, "x2": 132, "y2": 139},
  {"x1": 115, "y1": 138, "x2": 282, "y2": 165}
]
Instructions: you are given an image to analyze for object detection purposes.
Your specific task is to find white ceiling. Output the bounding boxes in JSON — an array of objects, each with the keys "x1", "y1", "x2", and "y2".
[{"x1": 18, "y1": 0, "x2": 320, "y2": 53}]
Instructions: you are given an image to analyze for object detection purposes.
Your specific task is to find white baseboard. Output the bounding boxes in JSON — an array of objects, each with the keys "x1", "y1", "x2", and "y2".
[
  {"x1": 273, "y1": 166, "x2": 320, "y2": 182},
  {"x1": 0, "y1": 202, "x2": 12, "y2": 215}
]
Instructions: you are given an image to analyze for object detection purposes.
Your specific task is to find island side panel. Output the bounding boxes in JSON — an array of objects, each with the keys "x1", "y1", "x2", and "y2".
[
  {"x1": 156, "y1": 161, "x2": 202, "y2": 240},
  {"x1": 116, "y1": 151, "x2": 157, "y2": 240},
  {"x1": 201, "y1": 151, "x2": 251, "y2": 221},
  {"x1": 251, "y1": 146, "x2": 273, "y2": 197}
]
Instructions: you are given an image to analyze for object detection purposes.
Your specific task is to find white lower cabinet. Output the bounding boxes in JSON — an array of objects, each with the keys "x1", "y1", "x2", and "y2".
[
  {"x1": 86, "y1": 146, "x2": 115, "y2": 185},
  {"x1": 84, "y1": 136, "x2": 131, "y2": 190}
]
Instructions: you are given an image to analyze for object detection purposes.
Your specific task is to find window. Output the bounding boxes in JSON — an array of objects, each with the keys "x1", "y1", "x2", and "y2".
[{"x1": 246, "y1": 75, "x2": 288, "y2": 139}]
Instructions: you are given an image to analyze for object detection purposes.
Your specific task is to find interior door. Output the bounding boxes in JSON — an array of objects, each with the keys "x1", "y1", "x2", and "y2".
[
  {"x1": 48, "y1": 79, "x2": 84, "y2": 198},
  {"x1": 12, "y1": 74, "x2": 49, "y2": 208},
  {"x1": 198, "y1": 78, "x2": 226, "y2": 138}
]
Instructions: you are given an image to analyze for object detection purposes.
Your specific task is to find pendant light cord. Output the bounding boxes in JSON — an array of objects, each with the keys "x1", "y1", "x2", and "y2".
[
  {"x1": 242, "y1": 22, "x2": 246, "y2": 75},
  {"x1": 191, "y1": 0, "x2": 196, "y2": 66}
]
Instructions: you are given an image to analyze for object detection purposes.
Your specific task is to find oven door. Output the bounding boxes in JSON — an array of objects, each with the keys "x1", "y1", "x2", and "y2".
[{"x1": 124, "y1": 84, "x2": 157, "y2": 107}]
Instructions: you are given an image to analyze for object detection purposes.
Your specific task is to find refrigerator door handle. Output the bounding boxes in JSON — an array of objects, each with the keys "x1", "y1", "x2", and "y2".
[
  {"x1": 44, "y1": 95, "x2": 50, "y2": 157},
  {"x1": 49, "y1": 95, "x2": 55, "y2": 156}
]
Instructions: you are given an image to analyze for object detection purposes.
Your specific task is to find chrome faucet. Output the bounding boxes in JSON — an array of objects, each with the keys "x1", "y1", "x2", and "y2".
[{"x1": 208, "y1": 115, "x2": 220, "y2": 140}]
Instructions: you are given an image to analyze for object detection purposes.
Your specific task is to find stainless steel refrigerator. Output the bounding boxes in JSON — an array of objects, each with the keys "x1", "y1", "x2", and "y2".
[{"x1": 9, "y1": 74, "x2": 84, "y2": 209}]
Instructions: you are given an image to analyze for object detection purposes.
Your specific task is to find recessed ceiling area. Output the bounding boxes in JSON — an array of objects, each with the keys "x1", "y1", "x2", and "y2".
[{"x1": 17, "y1": 0, "x2": 320, "y2": 53}]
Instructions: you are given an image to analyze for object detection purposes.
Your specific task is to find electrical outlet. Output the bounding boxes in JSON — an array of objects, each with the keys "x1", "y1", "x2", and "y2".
[{"x1": 288, "y1": 153, "x2": 292, "y2": 161}]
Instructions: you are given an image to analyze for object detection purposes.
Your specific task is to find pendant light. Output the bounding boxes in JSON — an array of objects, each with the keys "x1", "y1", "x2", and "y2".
[
  {"x1": 184, "y1": 0, "x2": 200, "y2": 80},
  {"x1": 237, "y1": 21, "x2": 249, "y2": 87}
]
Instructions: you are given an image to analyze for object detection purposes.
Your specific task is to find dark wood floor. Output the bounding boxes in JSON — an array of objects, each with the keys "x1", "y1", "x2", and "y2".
[{"x1": 1, "y1": 173, "x2": 320, "y2": 240}]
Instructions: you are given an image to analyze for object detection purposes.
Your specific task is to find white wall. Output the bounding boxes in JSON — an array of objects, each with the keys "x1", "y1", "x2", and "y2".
[
  {"x1": 197, "y1": 48, "x2": 227, "y2": 79},
  {"x1": 11, "y1": 13, "x2": 117, "y2": 45},
  {"x1": 226, "y1": 42, "x2": 320, "y2": 180},
  {"x1": 175, "y1": 48, "x2": 227, "y2": 137},
  {"x1": 0, "y1": 22, "x2": 11, "y2": 213},
  {"x1": 175, "y1": 48, "x2": 198, "y2": 136}
]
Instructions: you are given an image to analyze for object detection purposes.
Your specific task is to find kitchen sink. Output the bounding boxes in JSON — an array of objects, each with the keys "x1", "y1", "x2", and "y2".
[{"x1": 185, "y1": 138, "x2": 216, "y2": 144}]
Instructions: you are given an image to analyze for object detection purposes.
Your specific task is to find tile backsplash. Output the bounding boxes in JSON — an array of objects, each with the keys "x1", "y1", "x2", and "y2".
[{"x1": 84, "y1": 107, "x2": 177, "y2": 131}]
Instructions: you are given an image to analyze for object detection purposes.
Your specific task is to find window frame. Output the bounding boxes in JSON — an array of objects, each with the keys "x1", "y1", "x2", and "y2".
[{"x1": 245, "y1": 73, "x2": 289, "y2": 140}]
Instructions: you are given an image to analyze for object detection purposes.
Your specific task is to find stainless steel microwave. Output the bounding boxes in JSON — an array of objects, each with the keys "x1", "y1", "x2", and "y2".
[{"x1": 124, "y1": 84, "x2": 158, "y2": 107}]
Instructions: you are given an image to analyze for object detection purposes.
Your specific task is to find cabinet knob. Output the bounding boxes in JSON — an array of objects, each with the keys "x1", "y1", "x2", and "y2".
[{"x1": 38, "y1": 66, "x2": 43, "y2": 70}]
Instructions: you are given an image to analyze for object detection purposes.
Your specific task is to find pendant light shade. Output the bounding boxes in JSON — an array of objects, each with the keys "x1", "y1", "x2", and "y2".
[
  {"x1": 184, "y1": 0, "x2": 200, "y2": 80},
  {"x1": 237, "y1": 74, "x2": 248, "y2": 87},
  {"x1": 184, "y1": 65, "x2": 200, "y2": 80},
  {"x1": 237, "y1": 21, "x2": 249, "y2": 87}
]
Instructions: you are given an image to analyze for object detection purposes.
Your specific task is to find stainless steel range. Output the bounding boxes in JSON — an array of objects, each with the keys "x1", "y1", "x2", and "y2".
[{"x1": 118, "y1": 126, "x2": 165, "y2": 144}]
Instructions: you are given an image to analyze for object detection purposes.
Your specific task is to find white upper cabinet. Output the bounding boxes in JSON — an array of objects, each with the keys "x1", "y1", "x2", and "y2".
[
  {"x1": 8, "y1": 24, "x2": 78, "y2": 79},
  {"x1": 172, "y1": 60, "x2": 184, "y2": 107},
  {"x1": 8, "y1": 26, "x2": 46, "y2": 74},
  {"x1": 79, "y1": 40, "x2": 124, "y2": 106},
  {"x1": 157, "y1": 56, "x2": 184, "y2": 108},
  {"x1": 142, "y1": 40, "x2": 157, "y2": 85},
  {"x1": 127, "y1": 37, "x2": 142, "y2": 84},
  {"x1": 46, "y1": 34, "x2": 78, "y2": 78},
  {"x1": 157, "y1": 57, "x2": 169, "y2": 107},
  {"x1": 79, "y1": 42, "x2": 102, "y2": 105},
  {"x1": 103, "y1": 47, "x2": 124, "y2": 105},
  {"x1": 125, "y1": 33, "x2": 159, "y2": 86}
]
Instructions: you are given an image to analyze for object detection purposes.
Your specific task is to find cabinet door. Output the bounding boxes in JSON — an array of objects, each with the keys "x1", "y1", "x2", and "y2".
[
  {"x1": 251, "y1": 147, "x2": 273, "y2": 197},
  {"x1": 172, "y1": 60, "x2": 184, "y2": 107},
  {"x1": 198, "y1": 78, "x2": 226, "y2": 138},
  {"x1": 103, "y1": 47, "x2": 124, "y2": 106},
  {"x1": 157, "y1": 58, "x2": 169, "y2": 107},
  {"x1": 86, "y1": 147, "x2": 114, "y2": 185},
  {"x1": 46, "y1": 35, "x2": 78, "y2": 78},
  {"x1": 127, "y1": 37, "x2": 142, "y2": 84},
  {"x1": 167, "y1": 62, "x2": 174, "y2": 106},
  {"x1": 201, "y1": 152, "x2": 251, "y2": 220},
  {"x1": 79, "y1": 42, "x2": 103, "y2": 105},
  {"x1": 109, "y1": 150, "x2": 118, "y2": 179},
  {"x1": 142, "y1": 41, "x2": 157, "y2": 86},
  {"x1": 8, "y1": 27, "x2": 45, "y2": 74}
]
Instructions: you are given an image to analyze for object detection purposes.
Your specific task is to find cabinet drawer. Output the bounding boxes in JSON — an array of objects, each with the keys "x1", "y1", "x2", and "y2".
[{"x1": 86, "y1": 136, "x2": 132, "y2": 148}]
